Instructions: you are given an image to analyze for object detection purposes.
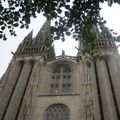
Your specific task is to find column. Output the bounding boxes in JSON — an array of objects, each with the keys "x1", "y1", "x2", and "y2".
[
  {"x1": 17, "y1": 62, "x2": 40, "y2": 120},
  {"x1": 90, "y1": 62, "x2": 101, "y2": 120},
  {"x1": 107, "y1": 55, "x2": 120, "y2": 117},
  {"x1": 0, "y1": 61, "x2": 23, "y2": 120},
  {"x1": 78, "y1": 60, "x2": 85, "y2": 120},
  {"x1": 96, "y1": 60, "x2": 117, "y2": 120},
  {"x1": 3, "y1": 61, "x2": 34, "y2": 120},
  {"x1": 81, "y1": 61, "x2": 95, "y2": 120}
]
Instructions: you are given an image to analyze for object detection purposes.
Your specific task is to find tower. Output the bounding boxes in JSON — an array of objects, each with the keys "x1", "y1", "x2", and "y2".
[{"x1": 0, "y1": 21, "x2": 120, "y2": 120}]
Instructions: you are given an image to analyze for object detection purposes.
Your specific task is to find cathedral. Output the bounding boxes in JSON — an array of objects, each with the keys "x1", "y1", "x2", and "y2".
[{"x1": 0, "y1": 20, "x2": 120, "y2": 120}]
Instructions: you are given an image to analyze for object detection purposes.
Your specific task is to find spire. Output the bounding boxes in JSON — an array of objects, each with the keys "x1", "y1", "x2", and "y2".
[
  {"x1": 26, "y1": 30, "x2": 33, "y2": 40},
  {"x1": 92, "y1": 25, "x2": 116, "y2": 48},
  {"x1": 15, "y1": 21, "x2": 54, "y2": 55},
  {"x1": 15, "y1": 30, "x2": 33, "y2": 53},
  {"x1": 91, "y1": 24, "x2": 101, "y2": 39},
  {"x1": 34, "y1": 20, "x2": 51, "y2": 43},
  {"x1": 22, "y1": 30, "x2": 33, "y2": 44}
]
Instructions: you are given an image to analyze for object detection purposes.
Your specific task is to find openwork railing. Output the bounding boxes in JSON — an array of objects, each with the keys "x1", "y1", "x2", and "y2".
[
  {"x1": 55, "y1": 55, "x2": 76, "y2": 60},
  {"x1": 95, "y1": 40, "x2": 116, "y2": 48}
]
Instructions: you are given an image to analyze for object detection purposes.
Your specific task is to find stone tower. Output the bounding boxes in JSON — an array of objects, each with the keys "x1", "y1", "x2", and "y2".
[{"x1": 0, "y1": 21, "x2": 120, "y2": 120}]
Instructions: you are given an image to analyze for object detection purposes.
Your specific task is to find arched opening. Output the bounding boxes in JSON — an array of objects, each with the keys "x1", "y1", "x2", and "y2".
[
  {"x1": 44, "y1": 104, "x2": 70, "y2": 120},
  {"x1": 50, "y1": 63, "x2": 72, "y2": 94}
]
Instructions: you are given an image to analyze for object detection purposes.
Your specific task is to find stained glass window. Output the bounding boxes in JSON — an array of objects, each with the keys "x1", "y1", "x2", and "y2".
[
  {"x1": 44, "y1": 104, "x2": 70, "y2": 120},
  {"x1": 50, "y1": 63, "x2": 72, "y2": 93}
]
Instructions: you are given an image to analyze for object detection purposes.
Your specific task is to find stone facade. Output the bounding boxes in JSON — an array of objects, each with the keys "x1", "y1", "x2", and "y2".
[{"x1": 0, "y1": 21, "x2": 120, "y2": 120}]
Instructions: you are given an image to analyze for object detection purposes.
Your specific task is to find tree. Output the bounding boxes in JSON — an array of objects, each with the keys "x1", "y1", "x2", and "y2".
[{"x1": 0, "y1": 0, "x2": 120, "y2": 50}]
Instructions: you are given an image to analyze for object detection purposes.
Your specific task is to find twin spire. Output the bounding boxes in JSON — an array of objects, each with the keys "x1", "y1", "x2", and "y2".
[
  {"x1": 26, "y1": 20, "x2": 51, "y2": 43},
  {"x1": 16, "y1": 20, "x2": 53, "y2": 54},
  {"x1": 23, "y1": 20, "x2": 51, "y2": 43},
  {"x1": 35, "y1": 20, "x2": 51, "y2": 42}
]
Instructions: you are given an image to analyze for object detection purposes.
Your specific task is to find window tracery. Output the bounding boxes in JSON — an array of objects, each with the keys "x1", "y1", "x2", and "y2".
[
  {"x1": 50, "y1": 63, "x2": 72, "y2": 94},
  {"x1": 44, "y1": 104, "x2": 69, "y2": 120}
]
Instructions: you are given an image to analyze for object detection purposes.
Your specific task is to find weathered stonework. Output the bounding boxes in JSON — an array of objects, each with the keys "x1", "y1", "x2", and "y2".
[{"x1": 0, "y1": 21, "x2": 120, "y2": 120}]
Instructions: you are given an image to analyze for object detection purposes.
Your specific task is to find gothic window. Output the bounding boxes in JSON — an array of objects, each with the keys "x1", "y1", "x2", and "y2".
[
  {"x1": 50, "y1": 63, "x2": 72, "y2": 94},
  {"x1": 44, "y1": 104, "x2": 69, "y2": 120}
]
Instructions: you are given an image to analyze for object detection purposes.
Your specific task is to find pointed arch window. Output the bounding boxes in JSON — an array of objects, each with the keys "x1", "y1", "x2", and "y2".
[
  {"x1": 50, "y1": 63, "x2": 72, "y2": 94},
  {"x1": 44, "y1": 104, "x2": 70, "y2": 120}
]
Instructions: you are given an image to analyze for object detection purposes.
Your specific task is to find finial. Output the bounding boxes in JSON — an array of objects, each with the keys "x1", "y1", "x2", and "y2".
[{"x1": 62, "y1": 50, "x2": 65, "y2": 57}]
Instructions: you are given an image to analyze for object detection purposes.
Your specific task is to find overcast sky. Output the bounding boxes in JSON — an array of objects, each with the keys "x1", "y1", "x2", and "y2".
[{"x1": 0, "y1": 2, "x2": 120, "y2": 77}]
